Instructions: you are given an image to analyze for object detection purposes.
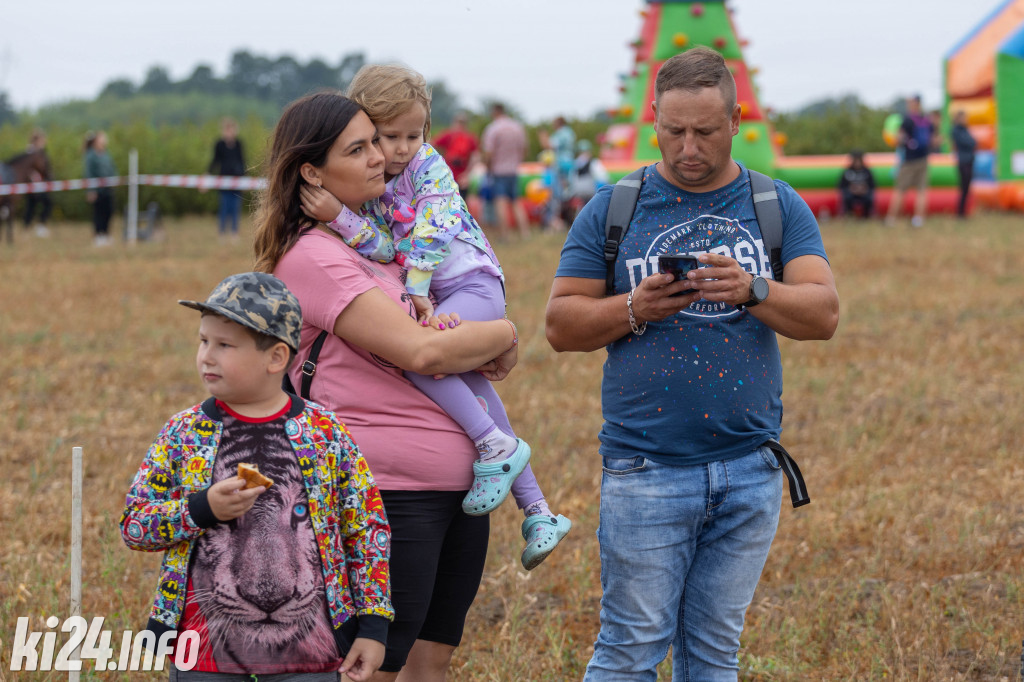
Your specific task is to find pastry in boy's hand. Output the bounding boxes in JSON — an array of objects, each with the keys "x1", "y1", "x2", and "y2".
[{"x1": 237, "y1": 463, "x2": 273, "y2": 489}]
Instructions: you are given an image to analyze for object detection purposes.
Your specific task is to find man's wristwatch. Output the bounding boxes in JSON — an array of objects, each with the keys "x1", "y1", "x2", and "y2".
[{"x1": 740, "y1": 275, "x2": 770, "y2": 308}]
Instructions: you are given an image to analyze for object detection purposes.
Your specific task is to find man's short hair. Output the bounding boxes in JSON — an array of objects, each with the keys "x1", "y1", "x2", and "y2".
[{"x1": 654, "y1": 46, "x2": 737, "y2": 112}]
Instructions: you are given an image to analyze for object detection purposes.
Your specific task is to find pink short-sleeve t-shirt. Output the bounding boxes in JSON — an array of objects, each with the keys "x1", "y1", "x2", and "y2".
[{"x1": 275, "y1": 228, "x2": 477, "y2": 491}]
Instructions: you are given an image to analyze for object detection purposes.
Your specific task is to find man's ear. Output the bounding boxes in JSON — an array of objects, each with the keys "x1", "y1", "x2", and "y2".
[{"x1": 299, "y1": 163, "x2": 320, "y2": 187}]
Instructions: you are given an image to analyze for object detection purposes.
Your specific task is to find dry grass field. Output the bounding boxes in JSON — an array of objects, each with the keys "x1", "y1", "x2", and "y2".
[{"x1": 1, "y1": 211, "x2": 1023, "y2": 681}]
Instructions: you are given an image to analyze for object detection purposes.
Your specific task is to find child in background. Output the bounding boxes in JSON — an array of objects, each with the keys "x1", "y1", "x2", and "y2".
[
  {"x1": 299, "y1": 64, "x2": 571, "y2": 570},
  {"x1": 837, "y1": 150, "x2": 875, "y2": 218},
  {"x1": 120, "y1": 271, "x2": 392, "y2": 680}
]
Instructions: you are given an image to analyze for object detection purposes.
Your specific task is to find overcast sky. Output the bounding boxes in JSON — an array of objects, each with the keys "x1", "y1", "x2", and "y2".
[{"x1": 0, "y1": 0, "x2": 1003, "y2": 123}]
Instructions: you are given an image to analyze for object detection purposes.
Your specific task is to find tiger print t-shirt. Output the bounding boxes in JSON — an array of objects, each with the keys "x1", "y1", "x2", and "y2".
[{"x1": 179, "y1": 399, "x2": 343, "y2": 674}]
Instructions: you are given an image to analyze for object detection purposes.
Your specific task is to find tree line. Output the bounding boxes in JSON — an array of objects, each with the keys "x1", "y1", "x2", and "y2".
[{"x1": 0, "y1": 50, "x2": 905, "y2": 221}]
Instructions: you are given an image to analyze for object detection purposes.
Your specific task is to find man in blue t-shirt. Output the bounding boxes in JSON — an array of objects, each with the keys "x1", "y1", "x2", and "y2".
[
  {"x1": 545, "y1": 46, "x2": 839, "y2": 681},
  {"x1": 885, "y1": 94, "x2": 936, "y2": 228}
]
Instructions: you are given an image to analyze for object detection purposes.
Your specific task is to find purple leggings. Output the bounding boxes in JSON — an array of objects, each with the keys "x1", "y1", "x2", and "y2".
[{"x1": 406, "y1": 272, "x2": 543, "y2": 509}]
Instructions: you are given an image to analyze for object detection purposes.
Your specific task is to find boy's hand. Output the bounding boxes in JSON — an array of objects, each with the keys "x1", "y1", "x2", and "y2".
[
  {"x1": 339, "y1": 637, "x2": 385, "y2": 681},
  {"x1": 299, "y1": 184, "x2": 344, "y2": 224},
  {"x1": 411, "y1": 295, "x2": 435, "y2": 322},
  {"x1": 207, "y1": 476, "x2": 264, "y2": 522}
]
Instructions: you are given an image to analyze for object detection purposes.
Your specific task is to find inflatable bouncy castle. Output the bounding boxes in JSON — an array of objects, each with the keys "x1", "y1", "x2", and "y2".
[
  {"x1": 594, "y1": 0, "x2": 1024, "y2": 216},
  {"x1": 945, "y1": 0, "x2": 1024, "y2": 210}
]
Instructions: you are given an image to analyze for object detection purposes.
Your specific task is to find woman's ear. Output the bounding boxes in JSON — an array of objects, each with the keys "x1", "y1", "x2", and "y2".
[{"x1": 299, "y1": 163, "x2": 320, "y2": 186}]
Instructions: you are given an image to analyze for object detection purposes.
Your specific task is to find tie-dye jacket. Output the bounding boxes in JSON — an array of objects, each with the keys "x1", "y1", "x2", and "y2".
[
  {"x1": 327, "y1": 142, "x2": 503, "y2": 297},
  {"x1": 119, "y1": 396, "x2": 392, "y2": 649}
]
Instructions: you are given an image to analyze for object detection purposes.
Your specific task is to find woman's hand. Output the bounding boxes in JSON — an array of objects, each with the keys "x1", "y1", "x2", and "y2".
[
  {"x1": 476, "y1": 342, "x2": 518, "y2": 381},
  {"x1": 420, "y1": 308, "x2": 461, "y2": 332},
  {"x1": 422, "y1": 310, "x2": 462, "y2": 378},
  {"x1": 299, "y1": 184, "x2": 344, "y2": 224},
  {"x1": 334, "y1": 288, "x2": 520, "y2": 378}
]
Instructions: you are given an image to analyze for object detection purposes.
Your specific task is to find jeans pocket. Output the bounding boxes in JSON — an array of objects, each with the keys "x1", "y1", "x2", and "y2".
[
  {"x1": 602, "y1": 455, "x2": 647, "y2": 475},
  {"x1": 758, "y1": 445, "x2": 783, "y2": 470}
]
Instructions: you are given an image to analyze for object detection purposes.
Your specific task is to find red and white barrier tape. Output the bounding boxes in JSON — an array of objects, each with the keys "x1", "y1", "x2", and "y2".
[{"x1": 0, "y1": 174, "x2": 266, "y2": 196}]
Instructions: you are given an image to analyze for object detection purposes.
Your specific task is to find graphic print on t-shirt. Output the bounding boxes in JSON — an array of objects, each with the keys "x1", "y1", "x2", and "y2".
[
  {"x1": 622, "y1": 213, "x2": 772, "y2": 319},
  {"x1": 182, "y1": 410, "x2": 340, "y2": 674}
]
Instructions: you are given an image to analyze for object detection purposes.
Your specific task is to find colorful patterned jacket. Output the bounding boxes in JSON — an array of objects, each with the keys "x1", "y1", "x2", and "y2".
[
  {"x1": 119, "y1": 396, "x2": 392, "y2": 649},
  {"x1": 327, "y1": 142, "x2": 503, "y2": 297}
]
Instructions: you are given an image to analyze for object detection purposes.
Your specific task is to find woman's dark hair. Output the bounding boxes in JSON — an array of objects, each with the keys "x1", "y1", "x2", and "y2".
[{"x1": 253, "y1": 91, "x2": 364, "y2": 273}]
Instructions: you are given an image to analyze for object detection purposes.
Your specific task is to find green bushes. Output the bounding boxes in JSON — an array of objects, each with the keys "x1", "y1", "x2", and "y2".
[{"x1": 0, "y1": 113, "x2": 270, "y2": 220}]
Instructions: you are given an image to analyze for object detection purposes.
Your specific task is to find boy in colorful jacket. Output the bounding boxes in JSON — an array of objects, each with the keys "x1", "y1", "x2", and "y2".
[{"x1": 120, "y1": 271, "x2": 391, "y2": 681}]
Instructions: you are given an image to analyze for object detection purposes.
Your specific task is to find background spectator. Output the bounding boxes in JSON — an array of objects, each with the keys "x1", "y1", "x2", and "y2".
[
  {"x1": 84, "y1": 130, "x2": 116, "y2": 246},
  {"x1": 433, "y1": 111, "x2": 478, "y2": 191},
  {"x1": 837, "y1": 149, "x2": 875, "y2": 218},
  {"x1": 207, "y1": 117, "x2": 247, "y2": 240}
]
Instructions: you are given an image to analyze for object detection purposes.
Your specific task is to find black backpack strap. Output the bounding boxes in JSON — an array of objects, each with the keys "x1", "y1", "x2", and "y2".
[
  {"x1": 763, "y1": 439, "x2": 810, "y2": 508},
  {"x1": 603, "y1": 167, "x2": 646, "y2": 295},
  {"x1": 299, "y1": 330, "x2": 330, "y2": 400},
  {"x1": 748, "y1": 169, "x2": 784, "y2": 282}
]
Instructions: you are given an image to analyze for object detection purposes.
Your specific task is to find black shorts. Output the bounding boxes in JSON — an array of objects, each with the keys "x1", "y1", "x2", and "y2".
[{"x1": 378, "y1": 490, "x2": 489, "y2": 673}]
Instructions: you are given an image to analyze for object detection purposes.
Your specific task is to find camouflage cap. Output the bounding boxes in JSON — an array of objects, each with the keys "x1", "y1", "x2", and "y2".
[{"x1": 179, "y1": 272, "x2": 302, "y2": 352}]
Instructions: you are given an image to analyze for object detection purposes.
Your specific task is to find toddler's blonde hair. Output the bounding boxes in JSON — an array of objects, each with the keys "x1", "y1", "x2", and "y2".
[{"x1": 347, "y1": 64, "x2": 432, "y2": 139}]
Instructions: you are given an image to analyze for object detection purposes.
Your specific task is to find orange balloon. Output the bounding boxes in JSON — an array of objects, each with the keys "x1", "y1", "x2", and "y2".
[
  {"x1": 997, "y1": 183, "x2": 1020, "y2": 210},
  {"x1": 525, "y1": 178, "x2": 550, "y2": 205}
]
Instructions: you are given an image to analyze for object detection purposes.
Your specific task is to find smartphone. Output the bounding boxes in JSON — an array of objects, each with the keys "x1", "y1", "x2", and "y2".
[{"x1": 658, "y1": 254, "x2": 700, "y2": 296}]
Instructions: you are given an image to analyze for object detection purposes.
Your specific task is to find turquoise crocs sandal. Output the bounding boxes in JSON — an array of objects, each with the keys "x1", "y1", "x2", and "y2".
[
  {"x1": 520, "y1": 514, "x2": 572, "y2": 570},
  {"x1": 462, "y1": 438, "x2": 532, "y2": 516}
]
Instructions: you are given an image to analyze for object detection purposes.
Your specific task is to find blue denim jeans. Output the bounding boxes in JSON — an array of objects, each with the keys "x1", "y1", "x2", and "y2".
[
  {"x1": 217, "y1": 190, "x2": 242, "y2": 235},
  {"x1": 584, "y1": 447, "x2": 783, "y2": 682}
]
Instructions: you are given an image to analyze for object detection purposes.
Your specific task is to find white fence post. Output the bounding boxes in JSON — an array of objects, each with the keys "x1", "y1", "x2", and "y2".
[
  {"x1": 127, "y1": 150, "x2": 139, "y2": 244},
  {"x1": 70, "y1": 446, "x2": 82, "y2": 681}
]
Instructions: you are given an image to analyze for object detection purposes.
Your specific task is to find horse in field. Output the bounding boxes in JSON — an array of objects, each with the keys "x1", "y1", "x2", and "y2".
[{"x1": 0, "y1": 149, "x2": 50, "y2": 244}]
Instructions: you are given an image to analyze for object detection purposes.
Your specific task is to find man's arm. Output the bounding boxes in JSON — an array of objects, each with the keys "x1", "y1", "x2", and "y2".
[
  {"x1": 753, "y1": 254, "x2": 839, "y2": 340},
  {"x1": 545, "y1": 272, "x2": 700, "y2": 352},
  {"x1": 546, "y1": 252, "x2": 838, "y2": 351},
  {"x1": 685, "y1": 252, "x2": 839, "y2": 340}
]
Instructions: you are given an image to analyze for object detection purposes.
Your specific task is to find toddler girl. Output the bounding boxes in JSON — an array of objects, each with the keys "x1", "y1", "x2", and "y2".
[{"x1": 299, "y1": 64, "x2": 570, "y2": 570}]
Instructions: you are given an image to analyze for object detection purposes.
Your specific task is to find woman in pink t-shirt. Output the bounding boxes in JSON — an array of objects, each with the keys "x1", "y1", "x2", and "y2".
[{"x1": 253, "y1": 92, "x2": 519, "y2": 681}]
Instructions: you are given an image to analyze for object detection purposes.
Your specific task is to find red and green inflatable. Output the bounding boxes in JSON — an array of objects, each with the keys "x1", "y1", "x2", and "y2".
[{"x1": 593, "y1": 0, "x2": 1024, "y2": 215}]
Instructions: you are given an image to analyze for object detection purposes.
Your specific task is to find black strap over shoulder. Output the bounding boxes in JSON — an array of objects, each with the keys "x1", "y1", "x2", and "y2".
[
  {"x1": 748, "y1": 169, "x2": 784, "y2": 282},
  {"x1": 603, "y1": 167, "x2": 646, "y2": 295},
  {"x1": 299, "y1": 330, "x2": 330, "y2": 400},
  {"x1": 283, "y1": 329, "x2": 329, "y2": 399}
]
